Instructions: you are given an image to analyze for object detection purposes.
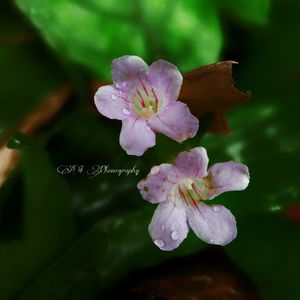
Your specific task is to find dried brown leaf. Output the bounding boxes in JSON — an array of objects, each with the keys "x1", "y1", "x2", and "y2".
[
  {"x1": 179, "y1": 61, "x2": 251, "y2": 134},
  {"x1": 284, "y1": 202, "x2": 300, "y2": 224},
  {"x1": 0, "y1": 31, "x2": 38, "y2": 45},
  {"x1": 119, "y1": 248, "x2": 260, "y2": 300},
  {"x1": 0, "y1": 148, "x2": 19, "y2": 187},
  {"x1": 0, "y1": 82, "x2": 72, "y2": 187}
]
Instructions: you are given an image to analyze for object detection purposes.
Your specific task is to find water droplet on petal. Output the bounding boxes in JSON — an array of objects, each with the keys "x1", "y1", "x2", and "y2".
[
  {"x1": 116, "y1": 82, "x2": 121, "y2": 89},
  {"x1": 212, "y1": 206, "x2": 221, "y2": 212},
  {"x1": 122, "y1": 81, "x2": 127, "y2": 87},
  {"x1": 122, "y1": 108, "x2": 131, "y2": 116},
  {"x1": 150, "y1": 166, "x2": 160, "y2": 175},
  {"x1": 209, "y1": 239, "x2": 214, "y2": 243},
  {"x1": 111, "y1": 94, "x2": 117, "y2": 100},
  {"x1": 154, "y1": 239, "x2": 164, "y2": 248},
  {"x1": 171, "y1": 230, "x2": 179, "y2": 240}
]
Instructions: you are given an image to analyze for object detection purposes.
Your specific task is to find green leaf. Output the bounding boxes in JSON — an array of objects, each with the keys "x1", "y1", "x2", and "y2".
[
  {"x1": 198, "y1": 98, "x2": 300, "y2": 217},
  {"x1": 218, "y1": 0, "x2": 271, "y2": 25},
  {"x1": 45, "y1": 110, "x2": 195, "y2": 226},
  {"x1": 0, "y1": 134, "x2": 75, "y2": 300},
  {"x1": 226, "y1": 214, "x2": 300, "y2": 300},
  {"x1": 19, "y1": 228, "x2": 108, "y2": 300},
  {"x1": 45, "y1": 111, "x2": 145, "y2": 225},
  {"x1": 18, "y1": 207, "x2": 206, "y2": 299},
  {"x1": 97, "y1": 207, "x2": 207, "y2": 290},
  {"x1": 14, "y1": 0, "x2": 222, "y2": 79}
]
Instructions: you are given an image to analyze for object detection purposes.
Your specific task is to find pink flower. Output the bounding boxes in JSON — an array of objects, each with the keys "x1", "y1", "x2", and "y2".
[
  {"x1": 138, "y1": 147, "x2": 250, "y2": 251},
  {"x1": 94, "y1": 56, "x2": 199, "y2": 156}
]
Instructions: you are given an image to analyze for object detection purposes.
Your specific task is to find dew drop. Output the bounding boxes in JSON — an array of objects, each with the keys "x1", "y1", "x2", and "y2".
[
  {"x1": 154, "y1": 239, "x2": 164, "y2": 248},
  {"x1": 122, "y1": 108, "x2": 131, "y2": 116},
  {"x1": 171, "y1": 230, "x2": 179, "y2": 240},
  {"x1": 150, "y1": 166, "x2": 160, "y2": 175},
  {"x1": 122, "y1": 81, "x2": 128, "y2": 87},
  {"x1": 111, "y1": 94, "x2": 117, "y2": 100},
  {"x1": 212, "y1": 206, "x2": 221, "y2": 212},
  {"x1": 116, "y1": 82, "x2": 121, "y2": 89}
]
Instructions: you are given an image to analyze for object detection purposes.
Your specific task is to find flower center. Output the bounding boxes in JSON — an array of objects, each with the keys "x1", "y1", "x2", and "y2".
[
  {"x1": 174, "y1": 177, "x2": 212, "y2": 206},
  {"x1": 132, "y1": 82, "x2": 162, "y2": 118}
]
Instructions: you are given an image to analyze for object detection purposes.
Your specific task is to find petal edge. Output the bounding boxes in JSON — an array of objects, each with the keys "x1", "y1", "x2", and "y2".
[
  {"x1": 149, "y1": 199, "x2": 189, "y2": 251},
  {"x1": 148, "y1": 59, "x2": 183, "y2": 101},
  {"x1": 120, "y1": 117, "x2": 156, "y2": 156},
  {"x1": 138, "y1": 164, "x2": 175, "y2": 204},
  {"x1": 207, "y1": 162, "x2": 250, "y2": 199},
  {"x1": 94, "y1": 85, "x2": 128, "y2": 120},
  {"x1": 187, "y1": 203, "x2": 237, "y2": 246}
]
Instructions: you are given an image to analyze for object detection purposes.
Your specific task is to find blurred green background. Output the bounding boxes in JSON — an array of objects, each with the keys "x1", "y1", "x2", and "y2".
[{"x1": 0, "y1": 0, "x2": 299, "y2": 299}]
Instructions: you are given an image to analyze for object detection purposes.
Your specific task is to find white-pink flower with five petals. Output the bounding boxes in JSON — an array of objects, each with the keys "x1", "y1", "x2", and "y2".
[
  {"x1": 138, "y1": 147, "x2": 250, "y2": 251},
  {"x1": 94, "y1": 55, "x2": 199, "y2": 156}
]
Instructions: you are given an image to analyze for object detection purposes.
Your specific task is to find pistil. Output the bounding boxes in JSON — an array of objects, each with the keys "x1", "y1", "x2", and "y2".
[{"x1": 133, "y1": 85, "x2": 161, "y2": 118}]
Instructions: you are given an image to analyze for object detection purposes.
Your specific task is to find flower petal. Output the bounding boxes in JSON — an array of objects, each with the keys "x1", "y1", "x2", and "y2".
[
  {"x1": 148, "y1": 59, "x2": 183, "y2": 101},
  {"x1": 112, "y1": 55, "x2": 149, "y2": 91},
  {"x1": 174, "y1": 147, "x2": 208, "y2": 178},
  {"x1": 119, "y1": 117, "x2": 155, "y2": 156},
  {"x1": 207, "y1": 162, "x2": 250, "y2": 199},
  {"x1": 149, "y1": 199, "x2": 189, "y2": 251},
  {"x1": 187, "y1": 203, "x2": 237, "y2": 246},
  {"x1": 148, "y1": 101, "x2": 199, "y2": 142},
  {"x1": 138, "y1": 164, "x2": 177, "y2": 204},
  {"x1": 94, "y1": 85, "x2": 128, "y2": 120}
]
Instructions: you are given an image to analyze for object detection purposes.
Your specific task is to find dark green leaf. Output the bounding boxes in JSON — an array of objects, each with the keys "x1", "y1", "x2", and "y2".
[
  {"x1": 226, "y1": 214, "x2": 300, "y2": 300},
  {"x1": 17, "y1": 207, "x2": 206, "y2": 299},
  {"x1": 196, "y1": 0, "x2": 300, "y2": 216},
  {"x1": 218, "y1": 0, "x2": 271, "y2": 25},
  {"x1": 0, "y1": 134, "x2": 75, "y2": 300},
  {"x1": 19, "y1": 228, "x2": 108, "y2": 300}
]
